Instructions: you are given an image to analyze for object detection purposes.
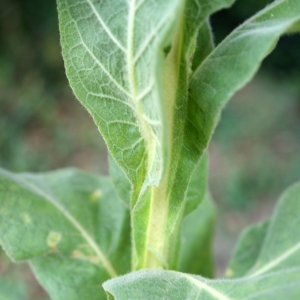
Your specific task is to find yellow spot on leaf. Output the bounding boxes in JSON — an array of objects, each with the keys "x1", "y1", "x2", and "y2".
[
  {"x1": 71, "y1": 244, "x2": 99, "y2": 264},
  {"x1": 22, "y1": 213, "x2": 32, "y2": 224},
  {"x1": 90, "y1": 189, "x2": 102, "y2": 202},
  {"x1": 47, "y1": 231, "x2": 62, "y2": 250},
  {"x1": 225, "y1": 268, "x2": 234, "y2": 277},
  {"x1": 71, "y1": 250, "x2": 99, "y2": 264}
]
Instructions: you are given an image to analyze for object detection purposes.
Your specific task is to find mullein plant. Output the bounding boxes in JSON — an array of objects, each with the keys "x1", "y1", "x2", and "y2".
[{"x1": 1, "y1": 0, "x2": 300, "y2": 299}]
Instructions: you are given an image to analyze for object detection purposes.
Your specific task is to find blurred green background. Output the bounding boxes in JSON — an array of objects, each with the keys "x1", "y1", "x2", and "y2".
[{"x1": 0, "y1": 0, "x2": 299, "y2": 297}]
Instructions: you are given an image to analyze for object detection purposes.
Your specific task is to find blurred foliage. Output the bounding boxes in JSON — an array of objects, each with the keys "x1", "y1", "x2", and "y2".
[
  {"x1": 0, "y1": 0, "x2": 106, "y2": 174},
  {"x1": 210, "y1": 75, "x2": 300, "y2": 210},
  {"x1": 0, "y1": 248, "x2": 50, "y2": 300}
]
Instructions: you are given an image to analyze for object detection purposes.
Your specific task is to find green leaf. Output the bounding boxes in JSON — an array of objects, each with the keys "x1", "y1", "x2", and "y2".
[
  {"x1": 191, "y1": 20, "x2": 215, "y2": 72},
  {"x1": 57, "y1": 0, "x2": 234, "y2": 270},
  {"x1": 57, "y1": 0, "x2": 183, "y2": 191},
  {"x1": 57, "y1": 0, "x2": 182, "y2": 271},
  {"x1": 0, "y1": 168, "x2": 130, "y2": 300},
  {"x1": 187, "y1": 0, "x2": 300, "y2": 161},
  {"x1": 225, "y1": 221, "x2": 270, "y2": 278},
  {"x1": 179, "y1": 193, "x2": 215, "y2": 277},
  {"x1": 104, "y1": 267, "x2": 300, "y2": 300},
  {"x1": 104, "y1": 182, "x2": 300, "y2": 299}
]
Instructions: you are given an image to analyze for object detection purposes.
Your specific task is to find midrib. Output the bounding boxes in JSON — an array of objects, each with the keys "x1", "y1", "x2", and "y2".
[
  {"x1": 127, "y1": 0, "x2": 166, "y2": 269},
  {"x1": 127, "y1": 0, "x2": 156, "y2": 176}
]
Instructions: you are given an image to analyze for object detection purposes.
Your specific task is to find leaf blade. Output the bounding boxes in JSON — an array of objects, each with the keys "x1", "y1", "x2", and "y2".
[
  {"x1": 226, "y1": 221, "x2": 270, "y2": 278},
  {"x1": 0, "y1": 168, "x2": 130, "y2": 300}
]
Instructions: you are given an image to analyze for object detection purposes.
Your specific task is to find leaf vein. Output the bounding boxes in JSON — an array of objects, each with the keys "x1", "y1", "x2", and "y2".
[
  {"x1": 85, "y1": 0, "x2": 127, "y2": 53},
  {"x1": 248, "y1": 242, "x2": 300, "y2": 278},
  {"x1": 17, "y1": 176, "x2": 118, "y2": 278},
  {"x1": 71, "y1": 18, "x2": 131, "y2": 98}
]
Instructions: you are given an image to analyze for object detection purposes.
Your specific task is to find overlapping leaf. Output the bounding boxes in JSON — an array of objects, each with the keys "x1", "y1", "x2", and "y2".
[
  {"x1": 57, "y1": 0, "x2": 184, "y2": 191},
  {"x1": 0, "y1": 168, "x2": 130, "y2": 300},
  {"x1": 104, "y1": 267, "x2": 300, "y2": 300},
  {"x1": 104, "y1": 182, "x2": 300, "y2": 299}
]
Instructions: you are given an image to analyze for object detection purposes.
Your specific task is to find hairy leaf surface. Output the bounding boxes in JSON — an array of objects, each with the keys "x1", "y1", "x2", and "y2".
[
  {"x1": 57, "y1": 0, "x2": 183, "y2": 190},
  {"x1": 0, "y1": 168, "x2": 130, "y2": 300},
  {"x1": 104, "y1": 267, "x2": 300, "y2": 300}
]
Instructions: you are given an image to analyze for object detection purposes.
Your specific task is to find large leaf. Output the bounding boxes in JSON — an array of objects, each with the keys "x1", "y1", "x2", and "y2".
[
  {"x1": 104, "y1": 182, "x2": 300, "y2": 299},
  {"x1": 57, "y1": 0, "x2": 184, "y2": 191},
  {"x1": 104, "y1": 268, "x2": 300, "y2": 299},
  {"x1": 0, "y1": 168, "x2": 130, "y2": 300},
  {"x1": 57, "y1": 0, "x2": 234, "y2": 270}
]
